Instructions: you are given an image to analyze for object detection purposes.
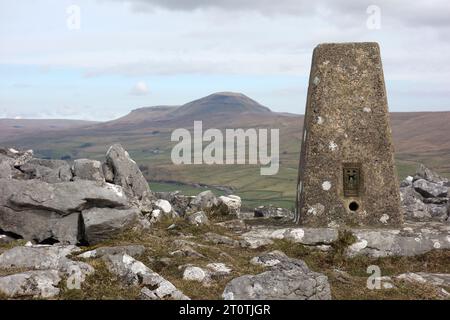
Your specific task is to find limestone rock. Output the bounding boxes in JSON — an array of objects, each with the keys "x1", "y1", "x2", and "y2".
[
  {"x1": 186, "y1": 211, "x2": 209, "y2": 226},
  {"x1": 0, "y1": 208, "x2": 81, "y2": 244},
  {"x1": 0, "y1": 270, "x2": 61, "y2": 298},
  {"x1": 82, "y1": 207, "x2": 140, "y2": 245},
  {"x1": 0, "y1": 234, "x2": 15, "y2": 245},
  {"x1": 254, "y1": 206, "x2": 294, "y2": 219},
  {"x1": 73, "y1": 159, "x2": 105, "y2": 182},
  {"x1": 189, "y1": 190, "x2": 219, "y2": 213},
  {"x1": 105, "y1": 144, "x2": 150, "y2": 200},
  {"x1": 223, "y1": 252, "x2": 331, "y2": 300},
  {"x1": 0, "y1": 161, "x2": 12, "y2": 179},
  {"x1": 78, "y1": 245, "x2": 146, "y2": 259},
  {"x1": 346, "y1": 224, "x2": 450, "y2": 257},
  {"x1": 400, "y1": 186, "x2": 432, "y2": 221},
  {"x1": 413, "y1": 179, "x2": 448, "y2": 198},
  {"x1": 155, "y1": 191, "x2": 192, "y2": 216},
  {"x1": 239, "y1": 227, "x2": 338, "y2": 249},
  {"x1": 204, "y1": 232, "x2": 239, "y2": 247},
  {"x1": 414, "y1": 164, "x2": 449, "y2": 185},
  {"x1": 397, "y1": 272, "x2": 450, "y2": 288},
  {"x1": 102, "y1": 162, "x2": 114, "y2": 183},
  {"x1": 0, "y1": 179, "x2": 128, "y2": 215},
  {"x1": 0, "y1": 245, "x2": 94, "y2": 287},
  {"x1": 104, "y1": 253, "x2": 189, "y2": 300},
  {"x1": 218, "y1": 195, "x2": 242, "y2": 216},
  {"x1": 183, "y1": 266, "x2": 210, "y2": 283},
  {"x1": 18, "y1": 159, "x2": 72, "y2": 183}
]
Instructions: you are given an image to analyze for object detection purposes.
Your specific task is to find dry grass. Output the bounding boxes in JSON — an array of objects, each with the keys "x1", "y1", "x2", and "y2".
[{"x1": 2, "y1": 217, "x2": 447, "y2": 300}]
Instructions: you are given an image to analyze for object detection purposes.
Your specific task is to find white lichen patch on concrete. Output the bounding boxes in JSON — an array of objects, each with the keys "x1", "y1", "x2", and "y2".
[
  {"x1": 328, "y1": 141, "x2": 337, "y2": 151},
  {"x1": 316, "y1": 116, "x2": 324, "y2": 125},
  {"x1": 379, "y1": 214, "x2": 390, "y2": 224},
  {"x1": 322, "y1": 181, "x2": 331, "y2": 191},
  {"x1": 313, "y1": 76, "x2": 320, "y2": 85}
]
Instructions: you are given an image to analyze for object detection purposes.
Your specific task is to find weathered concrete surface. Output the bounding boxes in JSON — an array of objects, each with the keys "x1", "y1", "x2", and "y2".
[{"x1": 297, "y1": 42, "x2": 402, "y2": 227}]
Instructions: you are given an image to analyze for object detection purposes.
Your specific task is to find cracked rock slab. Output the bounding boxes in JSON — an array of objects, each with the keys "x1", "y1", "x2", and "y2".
[
  {"x1": 0, "y1": 270, "x2": 61, "y2": 298},
  {"x1": 103, "y1": 253, "x2": 189, "y2": 300},
  {"x1": 0, "y1": 245, "x2": 94, "y2": 286},
  {"x1": 78, "y1": 245, "x2": 146, "y2": 259},
  {"x1": 223, "y1": 252, "x2": 331, "y2": 300}
]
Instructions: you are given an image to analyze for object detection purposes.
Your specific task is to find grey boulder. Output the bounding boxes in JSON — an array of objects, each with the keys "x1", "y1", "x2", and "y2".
[
  {"x1": 0, "y1": 245, "x2": 94, "y2": 287},
  {"x1": 0, "y1": 179, "x2": 128, "y2": 215},
  {"x1": 0, "y1": 270, "x2": 61, "y2": 298},
  {"x1": 186, "y1": 211, "x2": 209, "y2": 226},
  {"x1": 105, "y1": 144, "x2": 150, "y2": 200},
  {"x1": 82, "y1": 207, "x2": 140, "y2": 244},
  {"x1": 19, "y1": 159, "x2": 72, "y2": 183},
  {"x1": 73, "y1": 159, "x2": 105, "y2": 182},
  {"x1": 413, "y1": 179, "x2": 448, "y2": 198},
  {"x1": 104, "y1": 253, "x2": 189, "y2": 300},
  {"x1": 222, "y1": 252, "x2": 331, "y2": 300},
  {"x1": 414, "y1": 164, "x2": 449, "y2": 185},
  {"x1": 0, "y1": 208, "x2": 81, "y2": 244},
  {"x1": 189, "y1": 190, "x2": 219, "y2": 213}
]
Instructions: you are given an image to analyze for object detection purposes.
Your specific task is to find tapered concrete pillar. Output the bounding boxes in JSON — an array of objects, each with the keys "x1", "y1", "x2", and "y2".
[{"x1": 296, "y1": 42, "x2": 402, "y2": 227}]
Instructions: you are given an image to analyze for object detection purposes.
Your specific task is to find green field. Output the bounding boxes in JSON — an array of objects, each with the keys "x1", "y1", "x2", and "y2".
[{"x1": 11, "y1": 115, "x2": 449, "y2": 211}]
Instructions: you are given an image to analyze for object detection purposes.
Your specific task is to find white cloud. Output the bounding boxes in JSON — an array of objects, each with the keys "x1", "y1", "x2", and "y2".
[{"x1": 130, "y1": 81, "x2": 150, "y2": 95}]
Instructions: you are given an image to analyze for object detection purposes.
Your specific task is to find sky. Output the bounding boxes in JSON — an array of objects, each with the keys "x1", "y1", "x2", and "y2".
[{"x1": 0, "y1": 0, "x2": 449, "y2": 121}]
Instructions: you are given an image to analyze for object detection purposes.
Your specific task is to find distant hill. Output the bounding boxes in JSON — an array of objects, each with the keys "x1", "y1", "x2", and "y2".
[
  {"x1": 172, "y1": 92, "x2": 271, "y2": 118},
  {"x1": 0, "y1": 93, "x2": 449, "y2": 208},
  {"x1": 0, "y1": 119, "x2": 97, "y2": 143}
]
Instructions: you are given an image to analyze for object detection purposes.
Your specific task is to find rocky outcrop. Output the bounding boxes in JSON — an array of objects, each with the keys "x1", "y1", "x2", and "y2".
[
  {"x1": 400, "y1": 164, "x2": 449, "y2": 222},
  {"x1": 105, "y1": 144, "x2": 150, "y2": 200},
  {"x1": 222, "y1": 251, "x2": 331, "y2": 300},
  {"x1": 73, "y1": 159, "x2": 104, "y2": 182},
  {"x1": 0, "y1": 244, "x2": 94, "y2": 298},
  {"x1": 82, "y1": 208, "x2": 140, "y2": 245},
  {"x1": 0, "y1": 145, "x2": 150, "y2": 245}
]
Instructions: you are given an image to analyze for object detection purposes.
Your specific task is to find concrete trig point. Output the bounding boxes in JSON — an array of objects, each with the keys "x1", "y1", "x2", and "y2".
[{"x1": 296, "y1": 42, "x2": 402, "y2": 227}]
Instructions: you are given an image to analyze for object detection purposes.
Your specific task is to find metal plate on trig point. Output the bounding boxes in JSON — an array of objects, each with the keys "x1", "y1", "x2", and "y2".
[{"x1": 343, "y1": 164, "x2": 360, "y2": 197}]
